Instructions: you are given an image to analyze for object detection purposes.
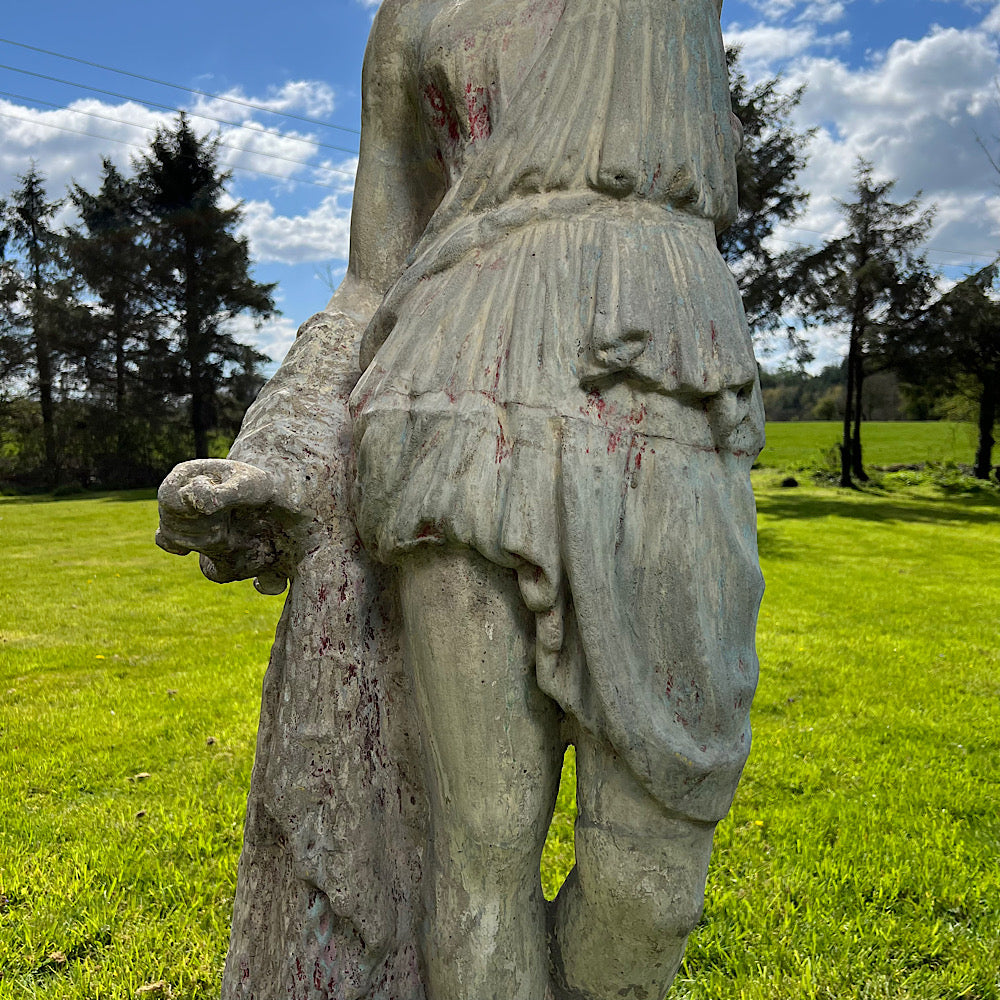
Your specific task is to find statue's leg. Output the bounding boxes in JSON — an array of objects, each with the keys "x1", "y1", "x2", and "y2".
[
  {"x1": 550, "y1": 730, "x2": 716, "y2": 1000},
  {"x1": 397, "y1": 547, "x2": 564, "y2": 1000}
]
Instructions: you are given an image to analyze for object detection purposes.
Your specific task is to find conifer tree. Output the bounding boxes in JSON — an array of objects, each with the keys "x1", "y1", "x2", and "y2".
[
  {"x1": 0, "y1": 166, "x2": 80, "y2": 485},
  {"x1": 722, "y1": 48, "x2": 814, "y2": 352},
  {"x1": 136, "y1": 115, "x2": 275, "y2": 458},
  {"x1": 67, "y1": 159, "x2": 156, "y2": 471},
  {"x1": 793, "y1": 160, "x2": 936, "y2": 487},
  {"x1": 899, "y1": 263, "x2": 1000, "y2": 479}
]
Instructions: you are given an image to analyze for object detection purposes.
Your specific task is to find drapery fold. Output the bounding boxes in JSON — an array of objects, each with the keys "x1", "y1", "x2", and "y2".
[{"x1": 361, "y1": 0, "x2": 741, "y2": 370}]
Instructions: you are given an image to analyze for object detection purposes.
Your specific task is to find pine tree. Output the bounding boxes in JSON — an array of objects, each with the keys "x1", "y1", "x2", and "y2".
[
  {"x1": 136, "y1": 115, "x2": 275, "y2": 458},
  {"x1": 0, "y1": 166, "x2": 80, "y2": 485},
  {"x1": 0, "y1": 221, "x2": 28, "y2": 387},
  {"x1": 722, "y1": 47, "x2": 814, "y2": 352},
  {"x1": 899, "y1": 263, "x2": 1000, "y2": 479},
  {"x1": 67, "y1": 158, "x2": 157, "y2": 474},
  {"x1": 793, "y1": 160, "x2": 936, "y2": 487}
]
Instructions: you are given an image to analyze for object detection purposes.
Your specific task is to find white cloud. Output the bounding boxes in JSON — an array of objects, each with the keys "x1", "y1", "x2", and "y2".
[
  {"x1": 723, "y1": 2, "x2": 1000, "y2": 371},
  {"x1": 0, "y1": 98, "x2": 168, "y2": 231},
  {"x1": 791, "y1": 28, "x2": 999, "y2": 195},
  {"x1": 982, "y1": 1, "x2": 1000, "y2": 31},
  {"x1": 240, "y1": 187, "x2": 355, "y2": 266},
  {"x1": 743, "y1": 0, "x2": 852, "y2": 24},
  {"x1": 226, "y1": 312, "x2": 300, "y2": 371},
  {"x1": 723, "y1": 22, "x2": 851, "y2": 75},
  {"x1": 0, "y1": 87, "x2": 359, "y2": 232},
  {"x1": 799, "y1": 1, "x2": 849, "y2": 25},
  {"x1": 0, "y1": 91, "x2": 354, "y2": 372},
  {"x1": 744, "y1": 0, "x2": 802, "y2": 19},
  {"x1": 736, "y1": 16, "x2": 1000, "y2": 292},
  {"x1": 725, "y1": 23, "x2": 820, "y2": 62},
  {"x1": 187, "y1": 79, "x2": 338, "y2": 123}
]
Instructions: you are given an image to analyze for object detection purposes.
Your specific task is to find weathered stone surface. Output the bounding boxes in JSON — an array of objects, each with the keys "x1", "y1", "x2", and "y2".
[
  {"x1": 158, "y1": 313, "x2": 427, "y2": 998},
  {"x1": 156, "y1": 1, "x2": 764, "y2": 998}
]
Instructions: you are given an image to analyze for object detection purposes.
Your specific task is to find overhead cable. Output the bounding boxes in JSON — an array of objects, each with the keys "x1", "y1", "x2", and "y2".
[
  {"x1": 0, "y1": 36, "x2": 361, "y2": 135},
  {"x1": 0, "y1": 107, "x2": 353, "y2": 190},
  {"x1": 0, "y1": 62, "x2": 360, "y2": 156},
  {"x1": 0, "y1": 90, "x2": 358, "y2": 179}
]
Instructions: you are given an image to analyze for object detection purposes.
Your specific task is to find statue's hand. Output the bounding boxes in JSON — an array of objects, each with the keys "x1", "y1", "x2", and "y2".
[{"x1": 156, "y1": 459, "x2": 297, "y2": 595}]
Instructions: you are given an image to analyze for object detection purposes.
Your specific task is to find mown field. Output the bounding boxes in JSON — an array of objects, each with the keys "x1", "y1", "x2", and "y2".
[
  {"x1": 753, "y1": 420, "x2": 981, "y2": 473},
  {"x1": 1, "y1": 422, "x2": 999, "y2": 999}
]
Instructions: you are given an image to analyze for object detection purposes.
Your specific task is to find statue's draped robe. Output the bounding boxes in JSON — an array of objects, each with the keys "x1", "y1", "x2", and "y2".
[
  {"x1": 223, "y1": 1, "x2": 763, "y2": 997},
  {"x1": 352, "y1": 0, "x2": 763, "y2": 824}
]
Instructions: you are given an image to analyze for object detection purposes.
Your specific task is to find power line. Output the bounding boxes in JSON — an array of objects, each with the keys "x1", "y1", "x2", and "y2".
[
  {"x1": 0, "y1": 107, "x2": 353, "y2": 190},
  {"x1": 0, "y1": 89, "x2": 358, "y2": 179},
  {"x1": 770, "y1": 226, "x2": 998, "y2": 266},
  {"x1": 0, "y1": 44, "x2": 994, "y2": 263},
  {"x1": 0, "y1": 62, "x2": 360, "y2": 157},
  {"x1": 785, "y1": 223, "x2": 996, "y2": 258},
  {"x1": 0, "y1": 36, "x2": 361, "y2": 136}
]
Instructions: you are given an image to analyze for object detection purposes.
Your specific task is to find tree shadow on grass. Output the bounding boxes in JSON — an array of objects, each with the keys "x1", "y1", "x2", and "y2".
[
  {"x1": 0, "y1": 488, "x2": 157, "y2": 504},
  {"x1": 756, "y1": 488, "x2": 1000, "y2": 529},
  {"x1": 755, "y1": 523, "x2": 803, "y2": 562}
]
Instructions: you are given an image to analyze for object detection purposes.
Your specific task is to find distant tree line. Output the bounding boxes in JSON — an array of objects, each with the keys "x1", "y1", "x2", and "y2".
[
  {"x1": 0, "y1": 115, "x2": 275, "y2": 490},
  {"x1": 760, "y1": 364, "x2": 954, "y2": 423}
]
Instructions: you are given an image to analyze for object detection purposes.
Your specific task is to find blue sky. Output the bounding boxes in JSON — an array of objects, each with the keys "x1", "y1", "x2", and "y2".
[{"x1": 2, "y1": 0, "x2": 998, "y2": 370}]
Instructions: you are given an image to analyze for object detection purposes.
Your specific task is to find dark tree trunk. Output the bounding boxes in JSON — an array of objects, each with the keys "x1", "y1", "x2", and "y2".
[
  {"x1": 840, "y1": 335, "x2": 858, "y2": 488},
  {"x1": 184, "y1": 237, "x2": 210, "y2": 459},
  {"x1": 190, "y1": 373, "x2": 209, "y2": 458},
  {"x1": 31, "y1": 250, "x2": 59, "y2": 487},
  {"x1": 34, "y1": 322, "x2": 58, "y2": 487},
  {"x1": 113, "y1": 294, "x2": 128, "y2": 461},
  {"x1": 851, "y1": 353, "x2": 868, "y2": 482},
  {"x1": 974, "y1": 376, "x2": 997, "y2": 480}
]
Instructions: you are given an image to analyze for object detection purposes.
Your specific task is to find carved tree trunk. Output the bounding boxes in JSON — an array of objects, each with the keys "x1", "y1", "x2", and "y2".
[{"x1": 221, "y1": 316, "x2": 428, "y2": 1000}]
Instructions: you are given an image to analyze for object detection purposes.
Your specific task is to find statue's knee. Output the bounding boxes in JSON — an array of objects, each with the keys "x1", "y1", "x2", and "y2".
[
  {"x1": 573, "y1": 821, "x2": 709, "y2": 939},
  {"x1": 429, "y1": 801, "x2": 547, "y2": 881}
]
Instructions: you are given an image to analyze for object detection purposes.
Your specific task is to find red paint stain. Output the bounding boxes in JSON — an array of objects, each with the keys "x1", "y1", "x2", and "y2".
[
  {"x1": 583, "y1": 387, "x2": 608, "y2": 420},
  {"x1": 465, "y1": 83, "x2": 492, "y2": 141},
  {"x1": 423, "y1": 82, "x2": 460, "y2": 144},
  {"x1": 495, "y1": 419, "x2": 512, "y2": 464}
]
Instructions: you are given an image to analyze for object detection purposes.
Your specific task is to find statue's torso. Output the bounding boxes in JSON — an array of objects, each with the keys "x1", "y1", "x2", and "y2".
[{"x1": 407, "y1": 0, "x2": 739, "y2": 223}]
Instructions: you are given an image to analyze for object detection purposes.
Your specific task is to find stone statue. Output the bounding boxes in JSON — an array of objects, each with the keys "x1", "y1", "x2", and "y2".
[{"x1": 156, "y1": 1, "x2": 765, "y2": 998}]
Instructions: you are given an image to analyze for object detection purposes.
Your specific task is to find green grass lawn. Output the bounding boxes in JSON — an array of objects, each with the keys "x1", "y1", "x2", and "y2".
[
  {"x1": 2, "y1": 424, "x2": 999, "y2": 998},
  {"x1": 0, "y1": 492, "x2": 284, "y2": 996},
  {"x1": 757, "y1": 420, "x2": 980, "y2": 472}
]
